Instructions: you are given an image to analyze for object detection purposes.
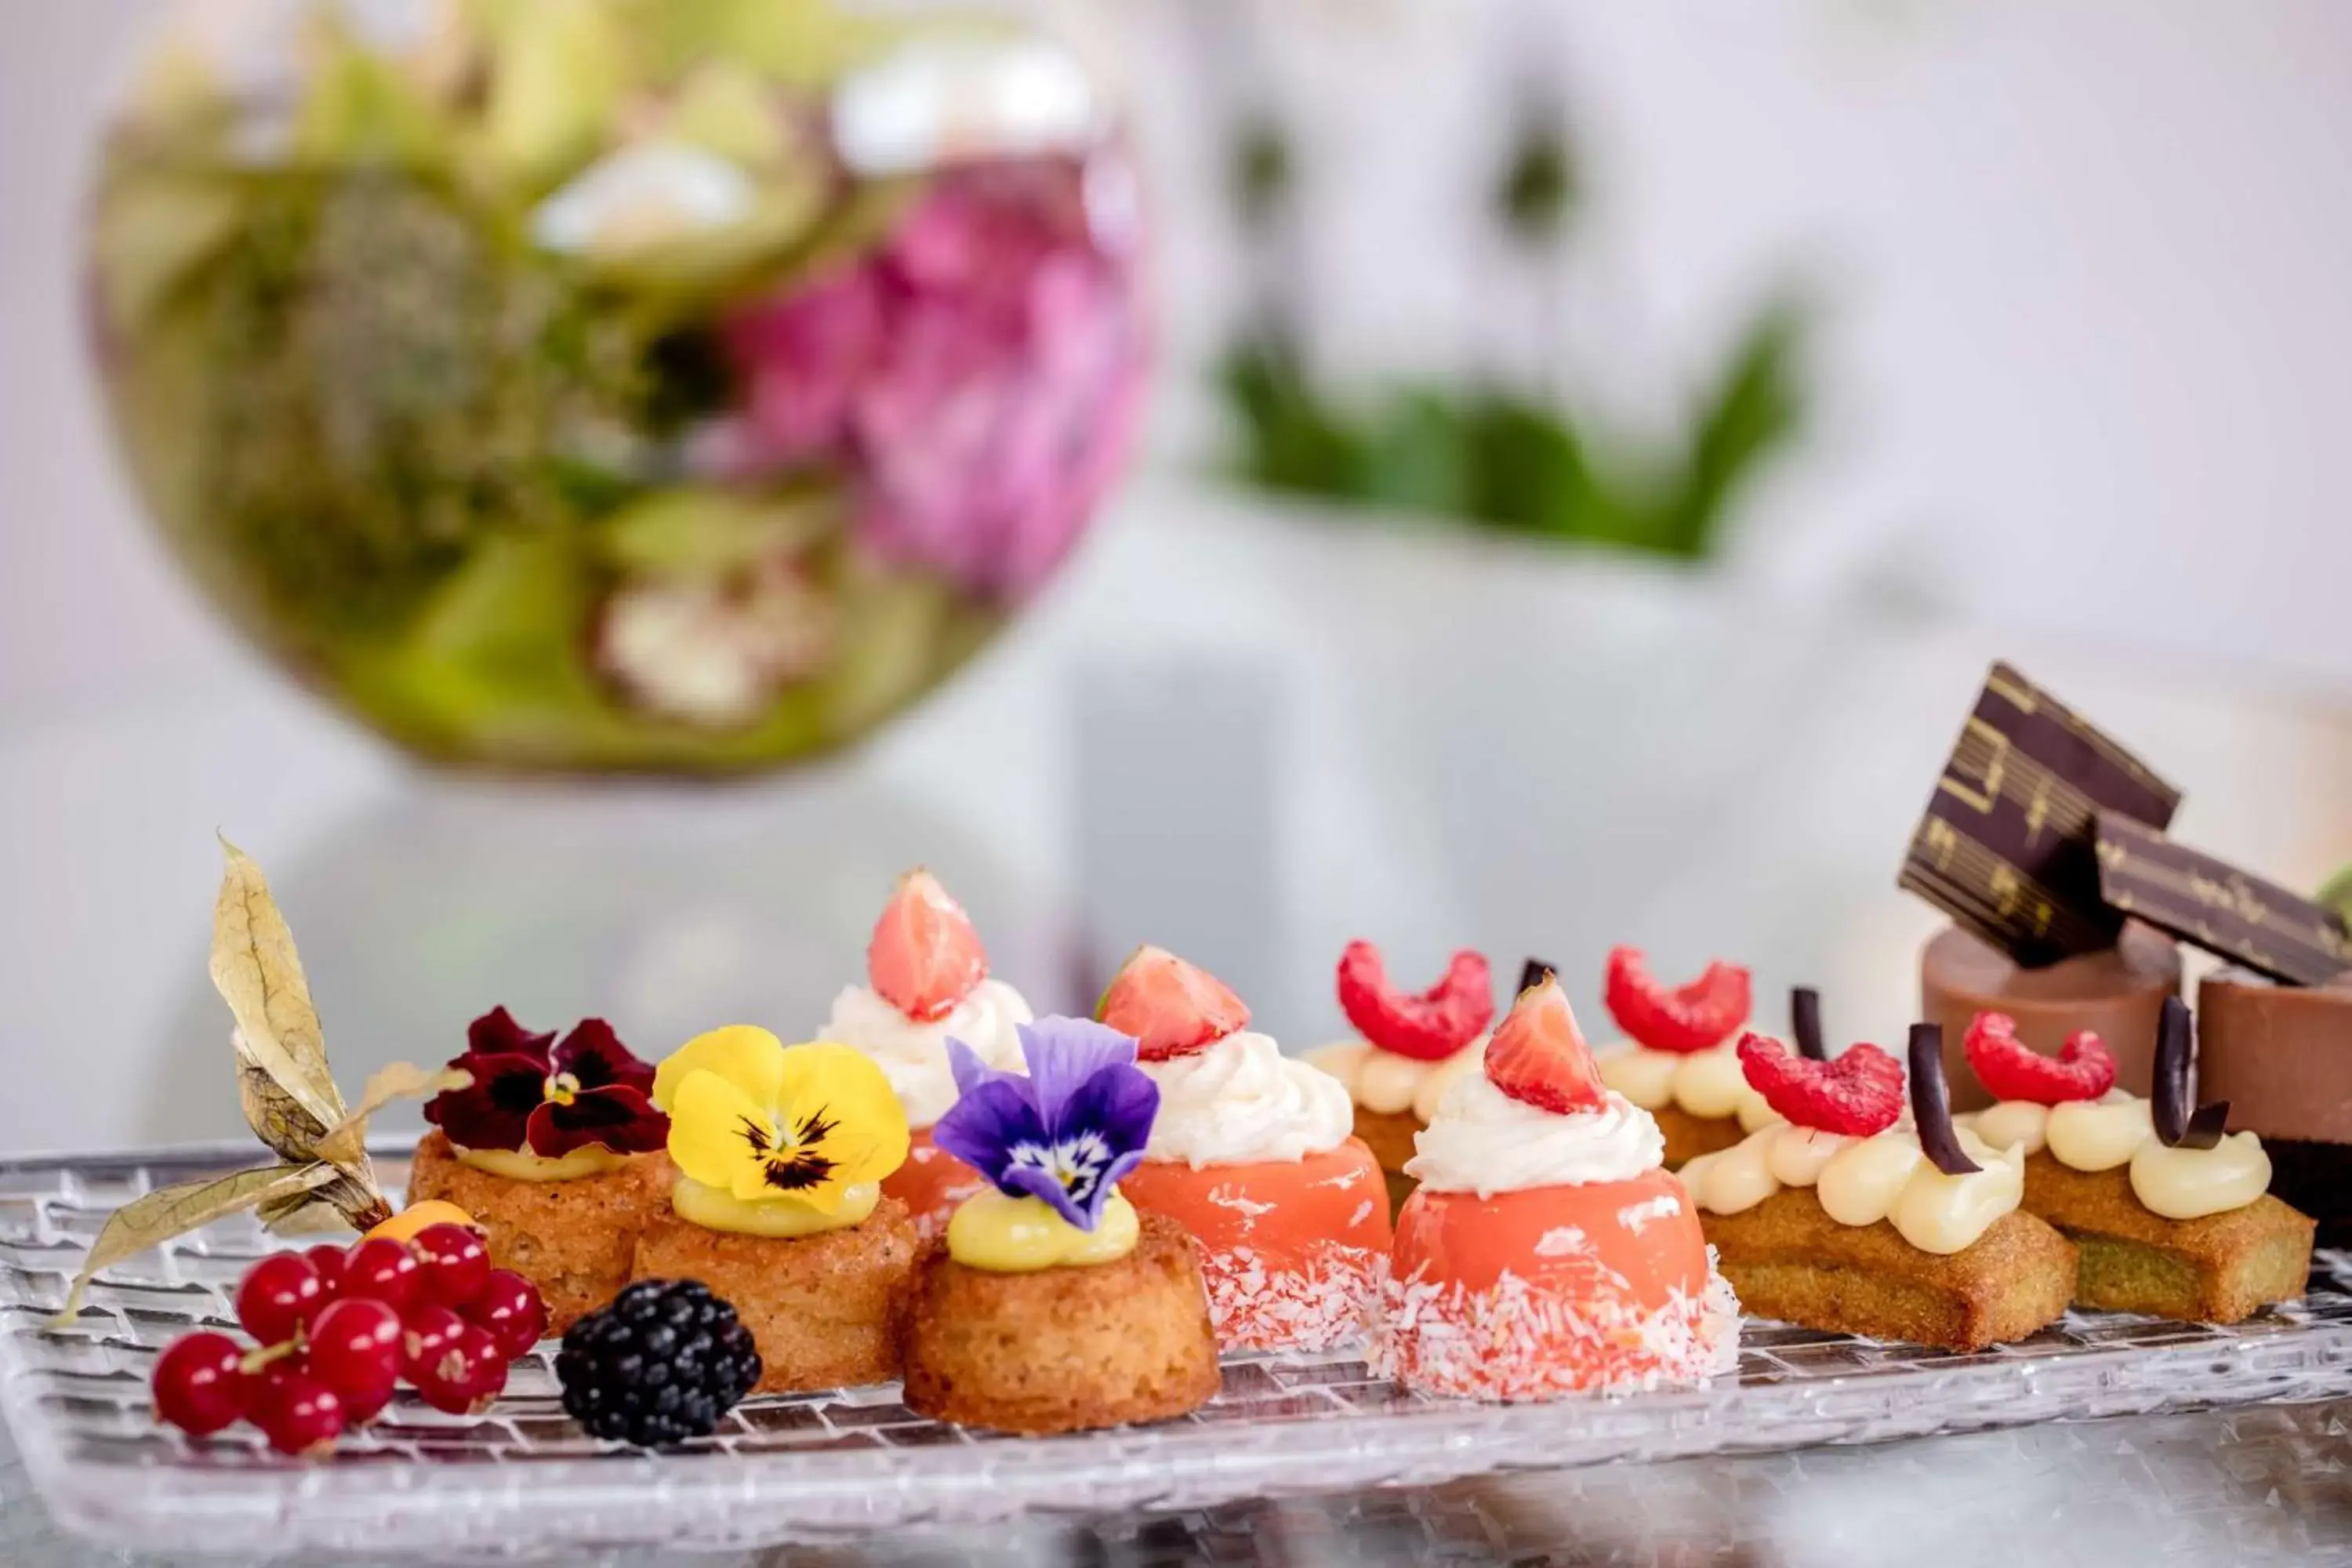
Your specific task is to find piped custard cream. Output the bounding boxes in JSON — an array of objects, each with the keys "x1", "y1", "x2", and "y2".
[
  {"x1": 1306, "y1": 1038, "x2": 1485, "y2": 1124},
  {"x1": 1679, "y1": 1121, "x2": 2025, "y2": 1255},
  {"x1": 1957, "y1": 1091, "x2": 2272, "y2": 1221},
  {"x1": 1595, "y1": 1039, "x2": 1781, "y2": 1134}
]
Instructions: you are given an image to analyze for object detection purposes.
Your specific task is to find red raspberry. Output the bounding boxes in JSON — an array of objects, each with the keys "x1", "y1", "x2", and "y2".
[
  {"x1": 1737, "y1": 1033, "x2": 1904, "y2": 1136},
  {"x1": 1962, "y1": 1012, "x2": 2117, "y2": 1105},
  {"x1": 1604, "y1": 947, "x2": 1752, "y2": 1054},
  {"x1": 1335, "y1": 942, "x2": 1494, "y2": 1062}
]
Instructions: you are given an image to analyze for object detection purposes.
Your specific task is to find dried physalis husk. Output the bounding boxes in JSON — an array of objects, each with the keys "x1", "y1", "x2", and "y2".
[
  {"x1": 53, "y1": 843, "x2": 467, "y2": 1325},
  {"x1": 53, "y1": 1163, "x2": 336, "y2": 1324}
]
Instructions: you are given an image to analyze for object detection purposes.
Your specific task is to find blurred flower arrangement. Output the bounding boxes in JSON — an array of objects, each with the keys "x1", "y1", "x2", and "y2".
[
  {"x1": 1215, "y1": 89, "x2": 1807, "y2": 561},
  {"x1": 88, "y1": 0, "x2": 1144, "y2": 771}
]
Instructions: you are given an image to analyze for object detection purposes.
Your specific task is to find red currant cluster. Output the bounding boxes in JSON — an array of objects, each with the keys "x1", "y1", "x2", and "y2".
[{"x1": 151, "y1": 1223, "x2": 546, "y2": 1455}]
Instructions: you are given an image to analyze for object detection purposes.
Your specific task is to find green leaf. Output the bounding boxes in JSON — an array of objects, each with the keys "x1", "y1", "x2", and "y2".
[{"x1": 1218, "y1": 342, "x2": 1367, "y2": 497}]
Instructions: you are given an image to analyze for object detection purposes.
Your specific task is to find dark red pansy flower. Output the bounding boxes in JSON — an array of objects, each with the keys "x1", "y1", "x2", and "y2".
[{"x1": 426, "y1": 1010, "x2": 668, "y2": 1159}]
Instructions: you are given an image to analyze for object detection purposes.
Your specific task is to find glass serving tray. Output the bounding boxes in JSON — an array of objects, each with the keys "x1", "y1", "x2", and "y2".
[{"x1": 5, "y1": 1142, "x2": 2351, "y2": 1563}]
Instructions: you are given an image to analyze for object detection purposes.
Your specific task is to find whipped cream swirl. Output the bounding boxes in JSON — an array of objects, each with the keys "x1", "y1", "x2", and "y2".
[
  {"x1": 1142, "y1": 1031, "x2": 1353, "y2": 1167},
  {"x1": 819, "y1": 978, "x2": 1033, "y2": 1127},
  {"x1": 1406, "y1": 1074, "x2": 1665, "y2": 1197}
]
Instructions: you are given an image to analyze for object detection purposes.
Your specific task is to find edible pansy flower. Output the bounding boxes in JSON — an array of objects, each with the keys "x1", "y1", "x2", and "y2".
[
  {"x1": 931, "y1": 1017, "x2": 1159, "y2": 1232},
  {"x1": 425, "y1": 1007, "x2": 668, "y2": 1159},
  {"x1": 656, "y1": 1027, "x2": 909, "y2": 1214}
]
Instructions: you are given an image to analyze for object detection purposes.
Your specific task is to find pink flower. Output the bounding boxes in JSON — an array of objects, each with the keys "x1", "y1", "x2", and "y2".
[{"x1": 720, "y1": 158, "x2": 1145, "y2": 600}]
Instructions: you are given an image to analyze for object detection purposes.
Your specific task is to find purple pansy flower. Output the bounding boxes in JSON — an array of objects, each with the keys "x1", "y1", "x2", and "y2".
[{"x1": 931, "y1": 1016, "x2": 1158, "y2": 1232}]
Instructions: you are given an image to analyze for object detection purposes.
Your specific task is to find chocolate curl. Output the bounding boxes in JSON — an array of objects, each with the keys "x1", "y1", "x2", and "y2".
[
  {"x1": 1909, "y1": 1022, "x2": 1980, "y2": 1175},
  {"x1": 1791, "y1": 986, "x2": 1825, "y2": 1062},
  {"x1": 1519, "y1": 957, "x2": 1557, "y2": 996},
  {"x1": 2152, "y1": 994, "x2": 2230, "y2": 1149}
]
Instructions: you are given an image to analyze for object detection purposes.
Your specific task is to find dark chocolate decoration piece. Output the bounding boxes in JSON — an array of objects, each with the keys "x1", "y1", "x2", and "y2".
[
  {"x1": 2094, "y1": 811, "x2": 2352, "y2": 988},
  {"x1": 1519, "y1": 957, "x2": 1556, "y2": 995},
  {"x1": 2152, "y1": 994, "x2": 2194, "y2": 1146},
  {"x1": 1791, "y1": 986, "x2": 1825, "y2": 1062},
  {"x1": 1899, "y1": 662, "x2": 2180, "y2": 968},
  {"x1": 2177, "y1": 1101, "x2": 2231, "y2": 1152},
  {"x1": 1908, "y1": 1022, "x2": 1980, "y2": 1175}
]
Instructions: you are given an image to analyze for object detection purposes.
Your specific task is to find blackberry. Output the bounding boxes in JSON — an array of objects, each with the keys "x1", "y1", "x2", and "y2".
[{"x1": 556, "y1": 1279, "x2": 761, "y2": 1447}]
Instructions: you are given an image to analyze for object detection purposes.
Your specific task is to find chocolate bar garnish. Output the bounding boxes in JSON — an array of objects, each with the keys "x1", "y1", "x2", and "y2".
[
  {"x1": 2151, "y1": 994, "x2": 2229, "y2": 1150},
  {"x1": 2095, "y1": 812, "x2": 2352, "y2": 987},
  {"x1": 1899, "y1": 662, "x2": 2180, "y2": 967}
]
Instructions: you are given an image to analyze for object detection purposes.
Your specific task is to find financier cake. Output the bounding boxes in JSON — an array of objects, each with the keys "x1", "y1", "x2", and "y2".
[
  {"x1": 1956, "y1": 1000, "x2": 2313, "y2": 1323},
  {"x1": 901, "y1": 1018, "x2": 1219, "y2": 1435},
  {"x1": 1680, "y1": 1018, "x2": 2076, "y2": 1351},
  {"x1": 641, "y1": 1028, "x2": 918, "y2": 1393},
  {"x1": 409, "y1": 1008, "x2": 673, "y2": 1334}
]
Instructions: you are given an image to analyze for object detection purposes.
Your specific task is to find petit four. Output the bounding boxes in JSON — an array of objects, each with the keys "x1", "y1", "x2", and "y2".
[
  {"x1": 1683, "y1": 1022, "x2": 2075, "y2": 1351},
  {"x1": 816, "y1": 869, "x2": 1036, "y2": 1237},
  {"x1": 1376, "y1": 975, "x2": 1740, "y2": 1399},
  {"x1": 1103, "y1": 946, "x2": 1394, "y2": 1352},
  {"x1": 641, "y1": 1029, "x2": 917, "y2": 1393},
  {"x1": 2198, "y1": 972, "x2": 2352, "y2": 1247},
  {"x1": 902, "y1": 1018, "x2": 1220, "y2": 1434},
  {"x1": 410, "y1": 1009, "x2": 673, "y2": 1334},
  {"x1": 1959, "y1": 1001, "x2": 2314, "y2": 1323},
  {"x1": 1592, "y1": 946, "x2": 1771, "y2": 1166},
  {"x1": 1305, "y1": 940, "x2": 1495, "y2": 1213}
]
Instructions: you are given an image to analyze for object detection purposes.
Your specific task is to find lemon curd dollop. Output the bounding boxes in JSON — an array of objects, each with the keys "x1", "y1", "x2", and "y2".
[
  {"x1": 454, "y1": 1144, "x2": 634, "y2": 1182},
  {"x1": 671, "y1": 1175, "x2": 880, "y2": 1238},
  {"x1": 946, "y1": 1189, "x2": 1140, "y2": 1272}
]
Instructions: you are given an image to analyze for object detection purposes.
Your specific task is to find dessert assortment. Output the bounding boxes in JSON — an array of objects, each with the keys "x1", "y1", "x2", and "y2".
[{"x1": 49, "y1": 667, "x2": 2352, "y2": 1478}]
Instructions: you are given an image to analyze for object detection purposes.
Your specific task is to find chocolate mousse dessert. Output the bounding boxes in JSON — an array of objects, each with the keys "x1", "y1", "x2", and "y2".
[
  {"x1": 2092, "y1": 825, "x2": 2352, "y2": 1247},
  {"x1": 1900, "y1": 663, "x2": 2185, "y2": 1111},
  {"x1": 2197, "y1": 974, "x2": 2352, "y2": 1246},
  {"x1": 1922, "y1": 920, "x2": 2181, "y2": 1109}
]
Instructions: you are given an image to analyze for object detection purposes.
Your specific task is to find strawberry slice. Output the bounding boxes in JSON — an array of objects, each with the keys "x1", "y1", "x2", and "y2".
[
  {"x1": 1483, "y1": 975, "x2": 1607, "y2": 1115},
  {"x1": 1336, "y1": 941, "x2": 1494, "y2": 1062},
  {"x1": 1603, "y1": 946, "x2": 1752, "y2": 1054},
  {"x1": 1735, "y1": 1033, "x2": 1904, "y2": 1136},
  {"x1": 1962, "y1": 1012, "x2": 2116, "y2": 1105},
  {"x1": 1097, "y1": 946, "x2": 1250, "y2": 1062},
  {"x1": 866, "y1": 869, "x2": 989, "y2": 1022}
]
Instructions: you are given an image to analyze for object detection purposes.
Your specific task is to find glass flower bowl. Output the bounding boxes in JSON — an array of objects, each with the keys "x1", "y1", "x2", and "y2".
[{"x1": 87, "y1": 0, "x2": 1144, "y2": 773}]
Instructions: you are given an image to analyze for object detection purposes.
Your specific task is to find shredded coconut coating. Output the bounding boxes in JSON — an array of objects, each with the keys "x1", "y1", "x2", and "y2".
[
  {"x1": 1373, "y1": 1248, "x2": 1741, "y2": 1399},
  {"x1": 1196, "y1": 1242, "x2": 1385, "y2": 1352}
]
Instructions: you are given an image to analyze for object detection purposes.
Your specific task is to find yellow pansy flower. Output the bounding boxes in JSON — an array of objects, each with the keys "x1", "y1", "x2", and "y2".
[{"x1": 659, "y1": 1028, "x2": 909, "y2": 1216}]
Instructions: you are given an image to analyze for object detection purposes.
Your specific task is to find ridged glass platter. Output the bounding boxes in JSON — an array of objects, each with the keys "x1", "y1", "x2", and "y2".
[{"x1": 5, "y1": 1141, "x2": 2352, "y2": 1562}]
